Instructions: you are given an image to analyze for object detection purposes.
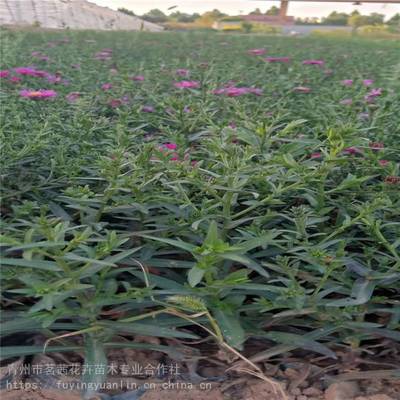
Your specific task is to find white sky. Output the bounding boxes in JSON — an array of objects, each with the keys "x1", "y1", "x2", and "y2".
[{"x1": 91, "y1": 0, "x2": 400, "y2": 19}]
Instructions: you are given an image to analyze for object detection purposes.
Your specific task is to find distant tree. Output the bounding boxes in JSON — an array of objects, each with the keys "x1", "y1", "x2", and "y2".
[
  {"x1": 118, "y1": 8, "x2": 135, "y2": 17},
  {"x1": 265, "y1": 6, "x2": 280, "y2": 16},
  {"x1": 196, "y1": 9, "x2": 227, "y2": 26},
  {"x1": 366, "y1": 13, "x2": 384, "y2": 25},
  {"x1": 250, "y1": 8, "x2": 262, "y2": 15},
  {"x1": 169, "y1": 11, "x2": 198, "y2": 23},
  {"x1": 348, "y1": 13, "x2": 370, "y2": 33},
  {"x1": 142, "y1": 9, "x2": 168, "y2": 23},
  {"x1": 387, "y1": 13, "x2": 400, "y2": 25},
  {"x1": 242, "y1": 21, "x2": 253, "y2": 33},
  {"x1": 321, "y1": 11, "x2": 349, "y2": 26}
]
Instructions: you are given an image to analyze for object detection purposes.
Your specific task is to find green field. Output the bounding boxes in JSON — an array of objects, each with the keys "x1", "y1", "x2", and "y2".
[{"x1": 1, "y1": 30, "x2": 400, "y2": 397}]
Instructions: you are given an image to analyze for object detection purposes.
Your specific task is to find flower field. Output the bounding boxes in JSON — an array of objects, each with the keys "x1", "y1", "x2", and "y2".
[{"x1": 1, "y1": 30, "x2": 400, "y2": 398}]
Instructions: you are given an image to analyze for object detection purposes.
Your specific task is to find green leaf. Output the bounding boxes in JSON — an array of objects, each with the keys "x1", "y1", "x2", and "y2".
[
  {"x1": 98, "y1": 321, "x2": 199, "y2": 339},
  {"x1": 0, "y1": 257, "x2": 62, "y2": 271},
  {"x1": 212, "y1": 308, "x2": 245, "y2": 350},
  {"x1": 138, "y1": 234, "x2": 196, "y2": 253},
  {"x1": 220, "y1": 253, "x2": 269, "y2": 278},
  {"x1": 263, "y1": 331, "x2": 337, "y2": 359},
  {"x1": 188, "y1": 265, "x2": 206, "y2": 287}
]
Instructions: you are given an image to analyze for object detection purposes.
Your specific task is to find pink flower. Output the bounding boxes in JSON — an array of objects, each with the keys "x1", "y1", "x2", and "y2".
[
  {"x1": 365, "y1": 88, "x2": 382, "y2": 102},
  {"x1": 141, "y1": 105, "x2": 155, "y2": 113},
  {"x1": 176, "y1": 68, "x2": 189, "y2": 77},
  {"x1": 340, "y1": 98, "x2": 353, "y2": 105},
  {"x1": 310, "y1": 152, "x2": 322, "y2": 159},
  {"x1": 384, "y1": 176, "x2": 400, "y2": 184},
  {"x1": 14, "y1": 67, "x2": 39, "y2": 76},
  {"x1": 162, "y1": 143, "x2": 177, "y2": 151},
  {"x1": 228, "y1": 122, "x2": 237, "y2": 129},
  {"x1": 264, "y1": 57, "x2": 290, "y2": 63},
  {"x1": 378, "y1": 159, "x2": 389, "y2": 166},
  {"x1": 341, "y1": 80, "x2": 353, "y2": 86},
  {"x1": 94, "y1": 49, "x2": 113, "y2": 60},
  {"x1": 130, "y1": 75, "x2": 144, "y2": 81},
  {"x1": 247, "y1": 48, "x2": 267, "y2": 56},
  {"x1": 108, "y1": 99, "x2": 122, "y2": 108},
  {"x1": 9, "y1": 76, "x2": 21, "y2": 84},
  {"x1": 343, "y1": 146, "x2": 362, "y2": 155},
  {"x1": 302, "y1": 59, "x2": 324, "y2": 66},
  {"x1": 19, "y1": 89, "x2": 57, "y2": 99},
  {"x1": 66, "y1": 92, "x2": 81, "y2": 103},
  {"x1": 173, "y1": 80, "x2": 200, "y2": 89},
  {"x1": 363, "y1": 79, "x2": 374, "y2": 86},
  {"x1": 213, "y1": 86, "x2": 262, "y2": 97},
  {"x1": 293, "y1": 86, "x2": 311, "y2": 93},
  {"x1": 101, "y1": 83, "x2": 113, "y2": 90},
  {"x1": 0, "y1": 70, "x2": 9, "y2": 78},
  {"x1": 369, "y1": 142, "x2": 384, "y2": 150}
]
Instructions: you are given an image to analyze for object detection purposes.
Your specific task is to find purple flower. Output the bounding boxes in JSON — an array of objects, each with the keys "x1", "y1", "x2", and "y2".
[
  {"x1": 141, "y1": 105, "x2": 155, "y2": 113},
  {"x1": 130, "y1": 75, "x2": 144, "y2": 81},
  {"x1": 101, "y1": 83, "x2": 113, "y2": 91},
  {"x1": 341, "y1": 79, "x2": 353, "y2": 86},
  {"x1": 19, "y1": 89, "x2": 57, "y2": 99},
  {"x1": 364, "y1": 88, "x2": 382, "y2": 102},
  {"x1": 247, "y1": 48, "x2": 267, "y2": 56},
  {"x1": 176, "y1": 69, "x2": 189, "y2": 77},
  {"x1": 213, "y1": 86, "x2": 262, "y2": 97},
  {"x1": 173, "y1": 80, "x2": 200, "y2": 89},
  {"x1": 363, "y1": 79, "x2": 374, "y2": 86},
  {"x1": 66, "y1": 92, "x2": 81, "y2": 103},
  {"x1": 302, "y1": 59, "x2": 324, "y2": 66},
  {"x1": 264, "y1": 57, "x2": 290, "y2": 63},
  {"x1": 0, "y1": 70, "x2": 9, "y2": 78}
]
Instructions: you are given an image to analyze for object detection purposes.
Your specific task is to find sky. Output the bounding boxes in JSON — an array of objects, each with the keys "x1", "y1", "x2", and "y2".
[{"x1": 91, "y1": 0, "x2": 400, "y2": 19}]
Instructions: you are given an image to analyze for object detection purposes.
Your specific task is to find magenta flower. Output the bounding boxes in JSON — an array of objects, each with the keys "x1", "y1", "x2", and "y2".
[
  {"x1": 19, "y1": 89, "x2": 57, "y2": 99},
  {"x1": 66, "y1": 92, "x2": 81, "y2": 103},
  {"x1": 302, "y1": 60, "x2": 324, "y2": 66},
  {"x1": 340, "y1": 98, "x2": 353, "y2": 105},
  {"x1": 141, "y1": 105, "x2": 155, "y2": 113},
  {"x1": 247, "y1": 48, "x2": 267, "y2": 56},
  {"x1": 9, "y1": 76, "x2": 22, "y2": 84},
  {"x1": 130, "y1": 75, "x2": 144, "y2": 81},
  {"x1": 14, "y1": 67, "x2": 40, "y2": 76},
  {"x1": 264, "y1": 57, "x2": 290, "y2": 63},
  {"x1": 176, "y1": 69, "x2": 189, "y2": 77},
  {"x1": 293, "y1": 86, "x2": 311, "y2": 93},
  {"x1": 341, "y1": 80, "x2": 353, "y2": 86},
  {"x1": 173, "y1": 80, "x2": 200, "y2": 89},
  {"x1": 378, "y1": 159, "x2": 389, "y2": 166},
  {"x1": 363, "y1": 79, "x2": 374, "y2": 86},
  {"x1": 365, "y1": 88, "x2": 382, "y2": 102},
  {"x1": 213, "y1": 86, "x2": 262, "y2": 97},
  {"x1": 343, "y1": 146, "x2": 362, "y2": 155},
  {"x1": 0, "y1": 70, "x2": 9, "y2": 78},
  {"x1": 162, "y1": 143, "x2": 178, "y2": 151},
  {"x1": 101, "y1": 83, "x2": 113, "y2": 90}
]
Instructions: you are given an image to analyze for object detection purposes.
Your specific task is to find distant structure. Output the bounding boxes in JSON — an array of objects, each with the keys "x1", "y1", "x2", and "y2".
[
  {"x1": 0, "y1": 0, "x2": 163, "y2": 31},
  {"x1": 262, "y1": 0, "x2": 400, "y2": 19},
  {"x1": 213, "y1": 14, "x2": 294, "y2": 30}
]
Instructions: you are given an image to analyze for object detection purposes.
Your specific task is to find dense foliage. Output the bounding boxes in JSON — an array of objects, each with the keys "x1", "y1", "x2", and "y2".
[{"x1": 1, "y1": 30, "x2": 399, "y2": 394}]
